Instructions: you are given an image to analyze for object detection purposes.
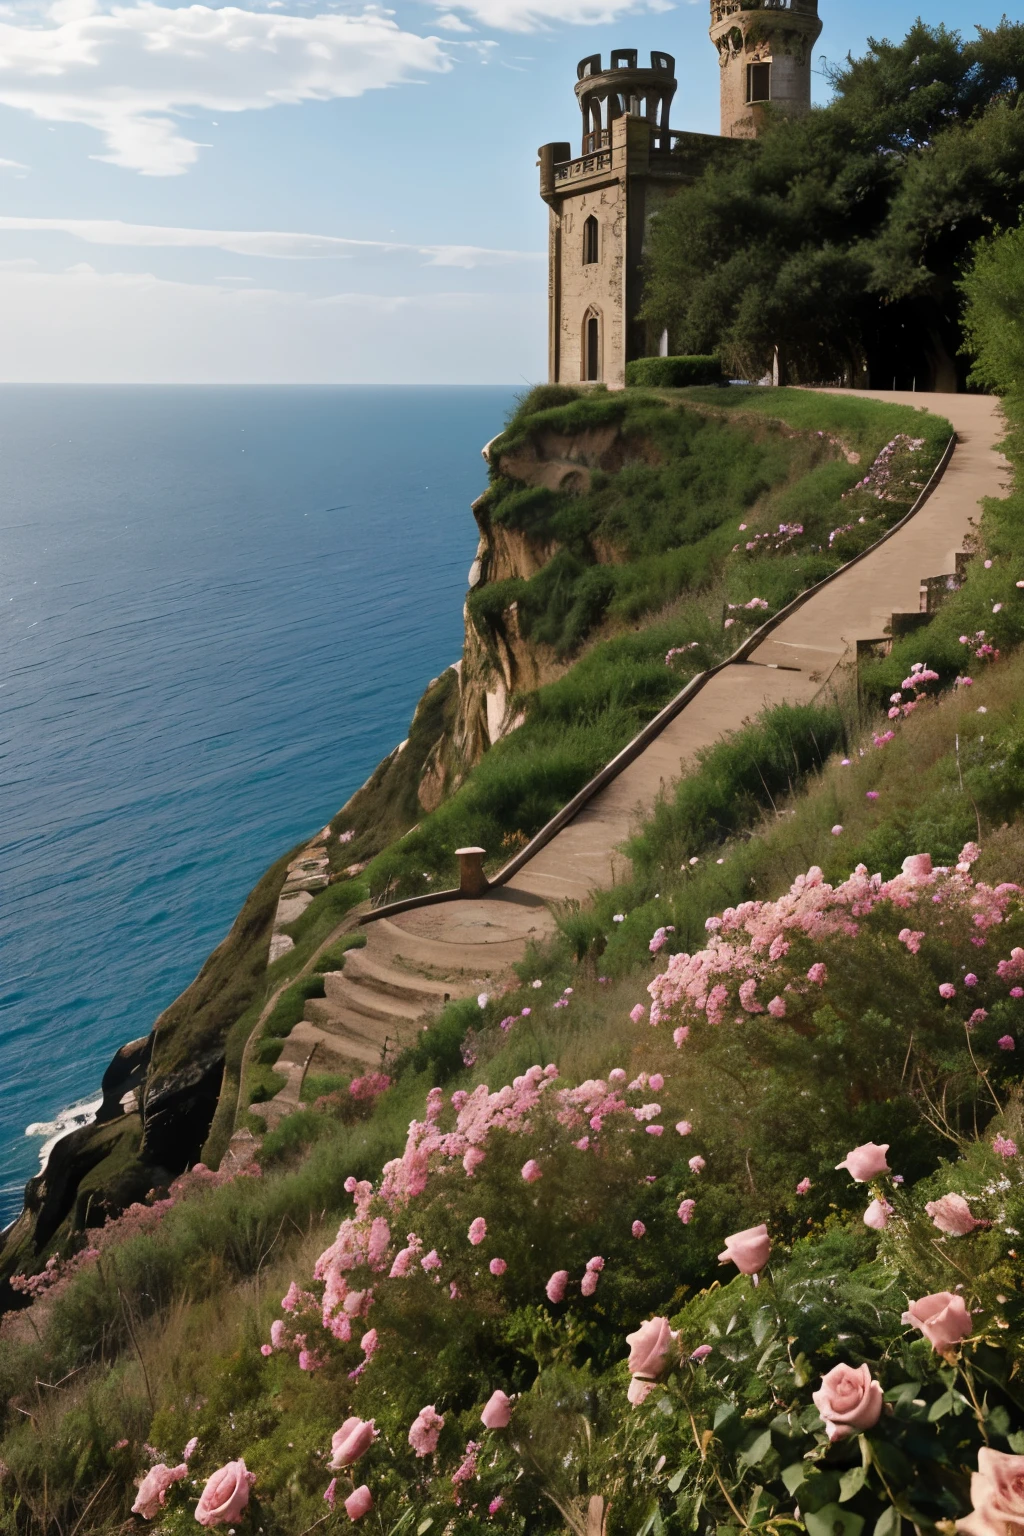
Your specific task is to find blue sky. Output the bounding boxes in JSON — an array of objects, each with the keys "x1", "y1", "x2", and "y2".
[{"x1": 0, "y1": 0, "x2": 1011, "y2": 381}]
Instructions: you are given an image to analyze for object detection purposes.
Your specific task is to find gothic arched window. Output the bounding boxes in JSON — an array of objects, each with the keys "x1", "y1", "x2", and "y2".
[{"x1": 583, "y1": 216, "x2": 599, "y2": 266}]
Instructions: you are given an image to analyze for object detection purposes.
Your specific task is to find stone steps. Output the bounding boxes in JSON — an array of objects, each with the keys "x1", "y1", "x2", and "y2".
[
  {"x1": 322, "y1": 971, "x2": 427, "y2": 1025},
  {"x1": 342, "y1": 948, "x2": 461, "y2": 1004}
]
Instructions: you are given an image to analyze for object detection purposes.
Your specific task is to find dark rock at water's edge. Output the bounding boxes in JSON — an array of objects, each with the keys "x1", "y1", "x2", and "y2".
[{"x1": 0, "y1": 850, "x2": 288, "y2": 1290}]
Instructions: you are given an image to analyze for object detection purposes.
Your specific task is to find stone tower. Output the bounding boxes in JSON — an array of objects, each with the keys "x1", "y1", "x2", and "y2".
[
  {"x1": 537, "y1": 4, "x2": 822, "y2": 385},
  {"x1": 538, "y1": 52, "x2": 723, "y2": 387},
  {"x1": 710, "y1": 0, "x2": 822, "y2": 139}
]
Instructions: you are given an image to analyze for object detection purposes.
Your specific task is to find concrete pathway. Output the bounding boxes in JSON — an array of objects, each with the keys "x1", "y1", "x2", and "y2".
[{"x1": 260, "y1": 390, "x2": 1009, "y2": 1108}]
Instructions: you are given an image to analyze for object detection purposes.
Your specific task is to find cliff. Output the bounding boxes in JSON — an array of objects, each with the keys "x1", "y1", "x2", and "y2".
[{"x1": 0, "y1": 382, "x2": 945, "y2": 1286}]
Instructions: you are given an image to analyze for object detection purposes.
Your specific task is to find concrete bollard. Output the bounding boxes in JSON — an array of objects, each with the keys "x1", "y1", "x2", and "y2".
[{"x1": 455, "y1": 847, "x2": 489, "y2": 898}]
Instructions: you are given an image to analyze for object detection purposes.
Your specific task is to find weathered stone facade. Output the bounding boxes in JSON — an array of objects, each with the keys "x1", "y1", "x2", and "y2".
[
  {"x1": 538, "y1": 2, "x2": 822, "y2": 386},
  {"x1": 711, "y1": 0, "x2": 822, "y2": 139}
]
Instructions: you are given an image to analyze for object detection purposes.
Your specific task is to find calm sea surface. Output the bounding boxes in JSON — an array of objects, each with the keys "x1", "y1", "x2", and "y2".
[{"x1": 0, "y1": 385, "x2": 516, "y2": 1223}]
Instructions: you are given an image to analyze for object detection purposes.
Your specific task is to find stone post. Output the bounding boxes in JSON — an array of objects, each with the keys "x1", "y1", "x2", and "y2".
[{"x1": 455, "y1": 847, "x2": 489, "y2": 898}]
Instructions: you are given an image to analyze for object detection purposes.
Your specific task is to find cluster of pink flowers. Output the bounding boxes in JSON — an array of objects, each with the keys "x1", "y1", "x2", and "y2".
[
  {"x1": 960, "y1": 630, "x2": 1000, "y2": 663},
  {"x1": 888, "y1": 661, "x2": 941, "y2": 720},
  {"x1": 665, "y1": 642, "x2": 701, "y2": 665},
  {"x1": 349, "y1": 1072, "x2": 392, "y2": 1102},
  {"x1": 840, "y1": 434, "x2": 924, "y2": 501},
  {"x1": 647, "y1": 845, "x2": 1022, "y2": 1029},
  {"x1": 8, "y1": 1157, "x2": 261, "y2": 1310},
  {"x1": 734, "y1": 523, "x2": 803, "y2": 555}
]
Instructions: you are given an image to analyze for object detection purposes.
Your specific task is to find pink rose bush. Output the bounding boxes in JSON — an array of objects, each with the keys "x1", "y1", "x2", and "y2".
[{"x1": 646, "y1": 849, "x2": 1024, "y2": 1051}]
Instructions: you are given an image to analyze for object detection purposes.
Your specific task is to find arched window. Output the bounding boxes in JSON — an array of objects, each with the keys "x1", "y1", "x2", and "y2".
[
  {"x1": 583, "y1": 215, "x2": 599, "y2": 266},
  {"x1": 582, "y1": 309, "x2": 601, "y2": 381}
]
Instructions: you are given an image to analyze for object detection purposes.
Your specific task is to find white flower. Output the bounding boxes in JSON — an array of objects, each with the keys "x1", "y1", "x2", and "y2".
[
  {"x1": 477, "y1": 993, "x2": 489, "y2": 1008},
  {"x1": 613, "y1": 914, "x2": 625, "y2": 923}
]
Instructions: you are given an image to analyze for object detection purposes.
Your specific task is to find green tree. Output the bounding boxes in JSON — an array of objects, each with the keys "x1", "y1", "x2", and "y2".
[
  {"x1": 643, "y1": 20, "x2": 1024, "y2": 388},
  {"x1": 960, "y1": 221, "x2": 1024, "y2": 397}
]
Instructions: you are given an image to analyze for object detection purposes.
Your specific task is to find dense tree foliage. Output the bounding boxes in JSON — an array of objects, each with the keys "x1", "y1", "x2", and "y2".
[{"x1": 644, "y1": 21, "x2": 1024, "y2": 388}]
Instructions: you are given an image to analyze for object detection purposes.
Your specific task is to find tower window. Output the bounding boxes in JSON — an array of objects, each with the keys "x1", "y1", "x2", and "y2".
[
  {"x1": 747, "y1": 61, "x2": 771, "y2": 103},
  {"x1": 585, "y1": 313, "x2": 600, "y2": 380},
  {"x1": 583, "y1": 215, "x2": 599, "y2": 265}
]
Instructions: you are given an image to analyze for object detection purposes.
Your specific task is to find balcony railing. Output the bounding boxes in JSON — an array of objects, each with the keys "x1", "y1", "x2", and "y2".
[{"x1": 554, "y1": 148, "x2": 614, "y2": 183}]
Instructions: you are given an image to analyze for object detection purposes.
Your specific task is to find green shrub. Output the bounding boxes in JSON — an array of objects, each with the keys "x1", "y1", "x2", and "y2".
[
  {"x1": 625, "y1": 353, "x2": 724, "y2": 387},
  {"x1": 312, "y1": 932, "x2": 366, "y2": 972},
  {"x1": 263, "y1": 975, "x2": 325, "y2": 1041}
]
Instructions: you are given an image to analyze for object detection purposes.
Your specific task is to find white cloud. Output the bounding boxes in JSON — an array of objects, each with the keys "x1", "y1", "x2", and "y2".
[
  {"x1": 0, "y1": 262, "x2": 546, "y2": 380},
  {"x1": 0, "y1": 1, "x2": 451, "y2": 174},
  {"x1": 435, "y1": 12, "x2": 473, "y2": 29},
  {"x1": 0, "y1": 213, "x2": 543, "y2": 267},
  {"x1": 432, "y1": 0, "x2": 670, "y2": 31}
]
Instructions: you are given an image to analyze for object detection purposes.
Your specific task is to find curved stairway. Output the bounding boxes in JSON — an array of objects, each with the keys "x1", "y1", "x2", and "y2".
[{"x1": 253, "y1": 389, "x2": 1010, "y2": 1127}]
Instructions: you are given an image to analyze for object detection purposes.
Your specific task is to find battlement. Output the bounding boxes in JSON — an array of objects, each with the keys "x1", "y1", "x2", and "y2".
[{"x1": 573, "y1": 49, "x2": 677, "y2": 155}]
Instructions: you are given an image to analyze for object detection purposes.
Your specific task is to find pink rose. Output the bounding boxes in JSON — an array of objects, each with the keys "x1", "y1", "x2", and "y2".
[
  {"x1": 677, "y1": 1198, "x2": 696, "y2": 1223},
  {"x1": 649, "y1": 1073, "x2": 664, "y2": 1090},
  {"x1": 926, "y1": 1193, "x2": 981, "y2": 1236},
  {"x1": 330, "y1": 1418, "x2": 376, "y2": 1469},
  {"x1": 194, "y1": 1460, "x2": 255, "y2": 1528},
  {"x1": 835, "y1": 1142, "x2": 890, "y2": 1181},
  {"x1": 627, "y1": 1377, "x2": 656, "y2": 1405},
  {"x1": 796, "y1": 1178, "x2": 811, "y2": 1195},
  {"x1": 812, "y1": 1363, "x2": 883, "y2": 1442},
  {"x1": 489, "y1": 1257, "x2": 507, "y2": 1276},
  {"x1": 630, "y1": 1004, "x2": 647, "y2": 1024},
  {"x1": 546, "y1": 1269, "x2": 568, "y2": 1303},
  {"x1": 718, "y1": 1224, "x2": 770, "y2": 1280},
  {"x1": 521, "y1": 1159, "x2": 542, "y2": 1183},
  {"x1": 632, "y1": 1220, "x2": 646, "y2": 1238},
  {"x1": 956, "y1": 1449, "x2": 1024, "y2": 1536},
  {"x1": 676, "y1": 1120, "x2": 692, "y2": 1136},
  {"x1": 902, "y1": 1291, "x2": 974, "y2": 1353},
  {"x1": 468, "y1": 1217, "x2": 487, "y2": 1245},
  {"x1": 902, "y1": 853, "x2": 933, "y2": 879},
  {"x1": 807, "y1": 964, "x2": 827, "y2": 985},
  {"x1": 481, "y1": 1390, "x2": 511, "y2": 1429},
  {"x1": 345, "y1": 1485, "x2": 373, "y2": 1521},
  {"x1": 940, "y1": 982, "x2": 957, "y2": 999},
  {"x1": 131, "y1": 1463, "x2": 188, "y2": 1520},
  {"x1": 408, "y1": 1405, "x2": 445, "y2": 1457},
  {"x1": 863, "y1": 1197, "x2": 893, "y2": 1230},
  {"x1": 581, "y1": 1269, "x2": 599, "y2": 1296},
  {"x1": 626, "y1": 1316, "x2": 677, "y2": 1380},
  {"x1": 688, "y1": 1155, "x2": 705, "y2": 1173},
  {"x1": 767, "y1": 996, "x2": 786, "y2": 1018}
]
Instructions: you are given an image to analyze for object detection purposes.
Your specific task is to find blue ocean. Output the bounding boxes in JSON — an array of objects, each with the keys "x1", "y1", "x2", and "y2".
[{"x1": 0, "y1": 385, "x2": 517, "y2": 1224}]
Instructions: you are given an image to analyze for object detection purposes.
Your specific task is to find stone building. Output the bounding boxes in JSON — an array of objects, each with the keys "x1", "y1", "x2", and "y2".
[{"x1": 538, "y1": 0, "x2": 822, "y2": 387}]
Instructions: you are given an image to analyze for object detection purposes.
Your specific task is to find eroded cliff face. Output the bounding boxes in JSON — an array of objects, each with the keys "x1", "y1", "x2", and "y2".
[{"x1": 416, "y1": 417, "x2": 647, "y2": 811}]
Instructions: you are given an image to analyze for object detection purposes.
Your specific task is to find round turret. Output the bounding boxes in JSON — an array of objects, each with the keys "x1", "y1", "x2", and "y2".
[
  {"x1": 574, "y1": 50, "x2": 677, "y2": 154},
  {"x1": 709, "y1": 0, "x2": 821, "y2": 138}
]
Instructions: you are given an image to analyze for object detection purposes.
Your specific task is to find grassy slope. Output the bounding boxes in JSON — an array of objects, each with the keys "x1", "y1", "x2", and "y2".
[
  {"x1": 6, "y1": 628, "x2": 1024, "y2": 1533},
  {"x1": 362, "y1": 387, "x2": 950, "y2": 902},
  {"x1": 0, "y1": 386, "x2": 984, "y2": 1531}
]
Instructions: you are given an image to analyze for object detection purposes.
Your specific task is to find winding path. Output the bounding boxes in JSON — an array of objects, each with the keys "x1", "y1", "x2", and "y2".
[{"x1": 252, "y1": 389, "x2": 1009, "y2": 1126}]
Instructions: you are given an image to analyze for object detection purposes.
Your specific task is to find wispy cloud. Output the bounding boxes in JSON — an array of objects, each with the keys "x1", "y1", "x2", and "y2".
[
  {"x1": 429, "y1": 0, "x2": 671, "y2": 33},
  {"x1": 0, "y1": 214, "x2": 544, "y2": 268},
  {"x1": 0, "y1": 1, "x2": 450, "y2": 175}
]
